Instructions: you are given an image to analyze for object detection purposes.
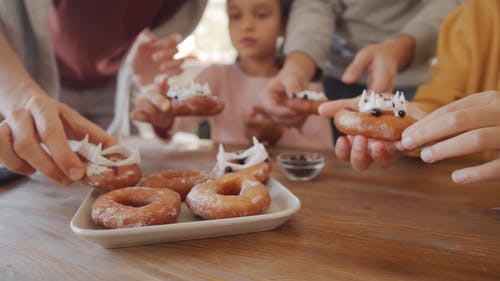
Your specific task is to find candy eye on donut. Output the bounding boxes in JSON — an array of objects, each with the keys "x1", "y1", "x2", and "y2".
[{"x1": 286, "y1": 90, "x2": 327, "y2": 115}]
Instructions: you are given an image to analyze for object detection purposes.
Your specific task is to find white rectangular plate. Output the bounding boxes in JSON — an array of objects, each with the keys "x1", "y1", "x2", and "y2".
[{"x1": 70, "y1": 177, "x2": 301, "y2": 248}]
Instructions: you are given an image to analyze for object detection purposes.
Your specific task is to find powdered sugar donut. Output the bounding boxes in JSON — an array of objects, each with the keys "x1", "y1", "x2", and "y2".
[
  {"x1": 334, "y1": 90, "x2": 416, "y2": 141},
  {"x1": 186, "y1": 173, "x2": 271, "y2": 219},
  {"x1": 212, "y1": 137, "x2": 271, "y2": 183},
  {"x1": 91, "y1": 186, "x2": 181, "y2": 228},
  {"x1": 167, "y1": 81, "x2": 224, "y2": 116},
  {"x1": 75, "y1": 135, "x2": 142, "y2": 191},
  {"x1": 140, "y1": 169, "x2": 210, "y2": 200},
  {"x1": 286, "y1": 90, "x2": 327, "y2": 115}
]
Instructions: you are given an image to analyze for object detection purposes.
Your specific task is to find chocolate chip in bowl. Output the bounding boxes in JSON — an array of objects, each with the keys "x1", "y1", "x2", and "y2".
[{"x1": 276, "y1": 152, "x2": 324, "y2": 181}]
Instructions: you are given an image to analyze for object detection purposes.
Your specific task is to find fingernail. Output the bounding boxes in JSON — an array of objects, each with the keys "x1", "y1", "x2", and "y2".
[
  {"x1": 69, "y1": 168, "x2": 84, "y2": 181},
  {"x1": 452, "y1": 170, "x2": 468, "y2": 183},
  {"x1": 402, "y1": 136, "x2": 413, "y2": 149},
  {"x1": 420, "y1": 148, "x2": 434, "y2": 162},
  {"x1": 174, "y1": 33, "x2": 182, "y2": 43}
]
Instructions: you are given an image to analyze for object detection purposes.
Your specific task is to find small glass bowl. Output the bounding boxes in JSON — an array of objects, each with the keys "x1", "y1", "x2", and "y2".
[{"x1": 276, "y1": 152, "x2": 325, "y2": 181}]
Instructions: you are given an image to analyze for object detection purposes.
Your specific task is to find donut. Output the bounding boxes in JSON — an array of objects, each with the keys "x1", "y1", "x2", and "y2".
[
  {"x1": 91, "y1": 186, "x2": 181, "y2": 228},
  {"x1": 334, "y1": 90, "x2": 416, "y2": 141},
  {"x1": 75, "y1": 135, "x2": 142, "y2": 191},
  {"x1": 167, "y1": 81, "x2": 224, "y2": 116},
  {"x1": 140, "y1": 169, "x2": 210, "y2": 200},
  {"x1": 213, "y1": 137, "x2": 271, "y2": 183},
  {"x1": 286, "y1": 90, "x2": 327, "y2": 115},
  {"x1": 81, "y1": 154, "x2": 142, "y2": 192},
  {"x1": 186, "y1": 173, "x2": 271, "y2": 219}
]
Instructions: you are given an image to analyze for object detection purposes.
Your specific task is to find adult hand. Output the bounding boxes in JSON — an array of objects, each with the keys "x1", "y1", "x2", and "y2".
[
  {"x1": 319, "y1": 97, "x2": 400, "y2": 170},
  {"x1": 342, "y1": 35, "x2": 416, "y2": 93},
  {"x1": 131, "y1": 29, "x2": 184, "y2": 87},
  {"x1": 243, "y1": 106, "x2": 283, "y2": 147},
  {"x1": 400, "y1": 91, "x2": 500, "y2": 183},
  {"x1": 261, "y1": 52, "x2": 316, "y2": 126},
  {"x1": 130, "y1": 75, "x2": 174, "y2": 128},
  {"x1": 0, "y1": 83, "x2": 116, "y2": 185}
]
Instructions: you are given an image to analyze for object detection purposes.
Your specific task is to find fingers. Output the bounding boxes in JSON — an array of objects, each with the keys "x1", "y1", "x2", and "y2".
[
  {"x1": 0, "y1": 122, "x2": 35, "y2": 175},
  {"x1": 159, "y1": 58, "x2": 184, "y2": 75},
  {"x1": 419, "y1": 127, "x2": 500, "y2": 163},
  {"x1": 368, "y1": 58, "x2": 395, "y2": 93},
  {"x1": 261, "y1": 79, "x2": 297, "y2": 118},
  {"x1": 318, "y1": 97, "x2": 359, "y2": 118},
  {"x1": 28, "y1": 97, "x2": 85, "y2": 181},
  {"x1": 132, "y1": 97, "x2": 174, "y2": 128},
  {"x1": 8, "y1": 109, "x2": 71, "y2": 185},
  {"x1": 60, "y1": 104, "x2": 117, "y2": 148},
  {"x1": 370, "y1": 141, "x2": 399, "y2": 168},
  {"x1": 342, "y1": 49, "x2": 372, "y2": 84},
  {"x1": 349, "y1": 135, "x2": 373, "y2": 171},
  {"x1": 334, "y1": 136, "x2": 352, "y2": 162},
  {"x1": 451, "y1": 158, "x2": 500, "y2": 184},
  {"x1": 139, "y1": 89, "x2": 171, "y2": 112}
]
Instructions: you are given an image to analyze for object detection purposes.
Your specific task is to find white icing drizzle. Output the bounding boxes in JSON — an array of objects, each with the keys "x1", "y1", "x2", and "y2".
[
  {"x1": 216, "y1": 137, "x2": 269, "y2": 174},
  {"x1": 73, "y1": 135, "x2": 141, "y2": 166},
  {"x1": 293, "y1": 90, "x2": 327, "y2": 101},
  {"x1": 358, "y1": 89, "x2": 408, "y2": 117},
  {"x1": 166, "y1": 81, "x2": 212, "y2": 100}
]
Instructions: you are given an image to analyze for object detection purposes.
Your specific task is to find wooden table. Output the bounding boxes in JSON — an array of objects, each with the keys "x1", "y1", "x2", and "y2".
[{"x1": 1, "y1": 136, "x2": 499, "y2": 281}]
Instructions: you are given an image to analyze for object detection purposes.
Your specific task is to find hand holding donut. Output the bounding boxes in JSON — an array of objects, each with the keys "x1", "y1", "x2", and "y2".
[
  {"x1": 399, "y1": 91, "x2": 500, "y2": 184},
  {"x1": 243, "y1": 106, "x2": 283, "y2": 147}
]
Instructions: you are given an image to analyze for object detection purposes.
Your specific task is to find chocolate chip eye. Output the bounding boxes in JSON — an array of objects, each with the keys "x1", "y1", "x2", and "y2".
[
  {"x1": 237, "y1": 157, "x2": 246, "y2": 165},
  {"x1": 290, "y1": 155, "x2": 297, "y2": 161},
  {"x1": 174, "y1": 95, "x2": 179, "y2": 99},
  {"x1": 292, "y1": 93, "x2": 297, "y2": 98},
  {"x1": 299, "y1": 155, "x2": 306, "y2": 161},
  {"x1": 224, "y1": 166, "x2": 233, "y2": 173},
  {"x1": 302, "y1": 94, "x2": 308, "y2": 100},
  {"x1": 370, "y1": 108, "x2": 382, "y2": 116},
  {"x1": 264, "y1": 158, "x2": 269, "y2": 163},
  {"x1": 397, "y1": 110, "x2": 406, "y2": 117}
]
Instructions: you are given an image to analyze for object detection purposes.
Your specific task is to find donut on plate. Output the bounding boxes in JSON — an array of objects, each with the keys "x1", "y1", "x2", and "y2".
[
  {"x1": 167, "y1": 81, "x2": 224, "y2": 116},
  {"x1": 91, "y1": 186, "x2": 181, "y2": 228},
  {"x1": 212, "y1": 137, "x2": 271, "y2": 183},
  {"x1": 140, "y1": 169, "x2": 210, "y2": 200},
  {"x1": 334, "y1": 90, "x2": 416, "y2": 141},
  {"x1": 75, "y1": 135, "x2": 142, "y2": 191},
  {"x1": 285, "y1": 90, "x2": 328, "y2": 115},
  {"x1": 186, "y1": 173, "x2": 271, "y2": 219}
]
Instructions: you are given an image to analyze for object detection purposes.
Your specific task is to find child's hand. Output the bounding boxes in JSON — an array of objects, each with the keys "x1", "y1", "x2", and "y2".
[
  {"x1": 131, "y1": 29, "x2": 184, "y2": 87},
  {"x1": 400, "y1": 91, "x2": 500, "y2": 183},
  {"x1": 342, "y1": 35, "x2": 416, "y2": 93},
  {"x1": 131, "y1": 75, "x2": 174, "y2": 128},
  {"x1": 0, "y1": 84, "x2": 116, "y2": 185},
  {"x1": 244, "y1": 106, "x2": 283, "y2": 147},
  {"x1": 318, "y1": 97, "x2": 401, "y2": 171}
]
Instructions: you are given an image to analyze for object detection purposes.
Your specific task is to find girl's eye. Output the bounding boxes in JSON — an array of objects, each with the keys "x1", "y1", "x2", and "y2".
[
  {"x1": 229, "y1": 13, "x2": 241, "y2": 20},
  {"x1": 255, "y1": 12, "x2": 269, "y2": 19}
]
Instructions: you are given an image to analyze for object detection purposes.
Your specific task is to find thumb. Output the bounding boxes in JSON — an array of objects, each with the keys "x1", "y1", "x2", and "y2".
[{"x1": 318, "y1": 98, "x2": 358, "y2": 118}]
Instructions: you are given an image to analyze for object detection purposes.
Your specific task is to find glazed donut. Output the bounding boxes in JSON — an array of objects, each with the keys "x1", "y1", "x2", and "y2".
[
  {"x1": 75, "y1": 135, "x2": 142, "y2": 191},
  {"x1": 140, "y1": 169, "x2": 210, "y2": 200},
  {"x1": 186, "y1": 173, "x2": 271, "y2": 219},
  {"x1": 91, "y1": 186, "x2": 181, "y2": 228},
  {"x1": 334, "y1": 90, "x2": 416, "y2": 141},
  {"x1": 213, "y1": 137, "x2": 271, "y2": 183},
  {"x1": 286, "y1": 90, "x2": 327, "y2": 115},
  {"x1": 168, "y1": 81, "x2": 224, "y2": 116}
]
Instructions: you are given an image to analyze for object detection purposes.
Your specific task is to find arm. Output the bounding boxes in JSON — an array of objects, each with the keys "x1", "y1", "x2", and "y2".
[{"x1": 0, "y1": 28, "x2": 115, "y2": 184}]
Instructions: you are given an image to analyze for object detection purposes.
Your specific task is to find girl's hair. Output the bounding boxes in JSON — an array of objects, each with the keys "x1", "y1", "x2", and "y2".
[{"x1": 279, "y1": 0, "x2": 292, "y2": 25}]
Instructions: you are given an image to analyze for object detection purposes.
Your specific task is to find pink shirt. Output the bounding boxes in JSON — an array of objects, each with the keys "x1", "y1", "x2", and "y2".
[{"x1": 172, "y1": 64, "x2": 333, "y2": 150}]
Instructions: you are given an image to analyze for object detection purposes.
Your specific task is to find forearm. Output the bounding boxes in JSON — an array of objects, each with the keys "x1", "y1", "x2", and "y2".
[{"x1": 0, "y1": 28, "x2": 40, "y2": 113}]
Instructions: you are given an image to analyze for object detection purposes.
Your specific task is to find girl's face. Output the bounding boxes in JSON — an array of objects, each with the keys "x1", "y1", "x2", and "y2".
[{"x1": 227, "y1": 0, "x2": 283, "y2": 60}]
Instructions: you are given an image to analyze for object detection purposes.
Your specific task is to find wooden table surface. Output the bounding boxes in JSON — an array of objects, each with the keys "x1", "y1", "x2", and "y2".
[{"x1": 1, "y1": 136, "x2": 499, "y2": 281}]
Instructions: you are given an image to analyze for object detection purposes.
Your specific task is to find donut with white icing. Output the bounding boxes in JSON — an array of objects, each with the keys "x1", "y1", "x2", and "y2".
[
  {"x1": 212, "y1": 137, "x2": 271, "y2": 183},
  {"x1": 286, "y1": 90, "x2": 327, "y2": 115},
  {"x1": 334, "y1": 90, "x2": 416, "y2": 141},
  {"x1": 167, "y1": 81, "x2": 224, "y2": 116},
  {"x1": 75, "y1": 135, "x2": 142, "y2": 191},
  {"x1": 186, "y1": 173, "x2": 271, "y2": 219}
]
